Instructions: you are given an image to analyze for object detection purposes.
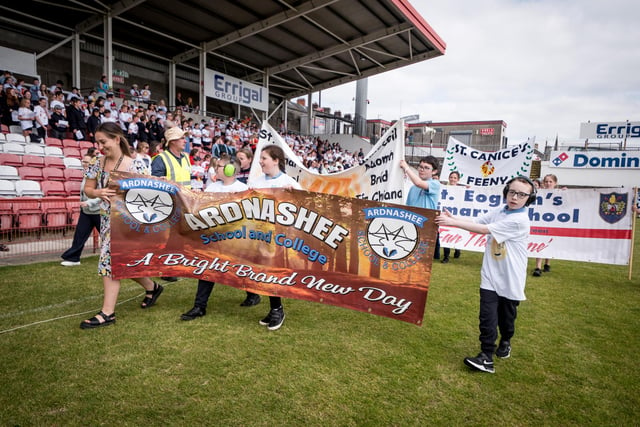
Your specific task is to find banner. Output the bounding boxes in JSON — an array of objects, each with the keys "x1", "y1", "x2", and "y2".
[
  {"x1": 249, "y1": 120, "x2": 405, "y2": 203},
  {"x1": 440, "y1": 137, "x2": 533, "y2": 186},
  {"x1": 438, "y1": 185, "x2": 634, "y2": 265},
  {"x1": 579, "y1": 121, "x2": 640, "y2": 140},
  {"x1": 109, "y1": 172, "x2": 438, "y2": 325}
]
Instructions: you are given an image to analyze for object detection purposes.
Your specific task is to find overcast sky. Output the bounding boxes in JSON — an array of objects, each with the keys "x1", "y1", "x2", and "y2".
[{"x1": 315, "y1": 0, "x2": 639, "y2": 146}]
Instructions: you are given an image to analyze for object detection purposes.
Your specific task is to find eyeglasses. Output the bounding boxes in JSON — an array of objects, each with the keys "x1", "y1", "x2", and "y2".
[
  {"x1": 506, "y1": 190, "x2": 531, "y2": 199},
  {"x1": 418, "y1": 166, "x2": 433, "y2": 171}
]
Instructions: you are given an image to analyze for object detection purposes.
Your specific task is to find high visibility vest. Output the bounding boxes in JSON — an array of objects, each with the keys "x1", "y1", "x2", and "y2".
[{"x1": 158, "y1": 151, "x2": 192, "y2": 188}]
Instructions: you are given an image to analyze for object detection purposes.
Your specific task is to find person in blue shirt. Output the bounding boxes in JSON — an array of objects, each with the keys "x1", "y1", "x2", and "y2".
[{"x1": 401, "y1": 156, "x2": 441, "y2": 258}]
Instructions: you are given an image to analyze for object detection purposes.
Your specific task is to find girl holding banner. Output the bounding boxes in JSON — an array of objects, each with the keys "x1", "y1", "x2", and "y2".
[{"x1": 249, "y1": 145, "x2": 302, "y2": 331}]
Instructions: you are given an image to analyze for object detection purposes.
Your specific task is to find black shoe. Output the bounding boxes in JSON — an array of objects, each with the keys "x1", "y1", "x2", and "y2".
[
  {"x1": 161, "y1": 276, "x2": 178, "y2": 282},
  {"x1": 532, "y1": 268, "x2": 542, "y2": 277},
  {"x1": 454, "y1": 249, "x2": 461, "y2": 259},
  {"x1": 181, "y1": 306, "x2": 206, "y2": 321},
  {"x1": 464, "y1": 352, "x2": 495, "y2": 373},
  {"x1": 496, "y1": 341, "x2": 511, "y2": 359},
  {"x1": 240, "y1": 293, "x2": 261, "y2": 307},
  {"x1": 259, "y1": 307, "x2": 285, "y2": 331},
  {"x1": 441, "y1": 257, "x2": 449, "y2": 264},
  {"x1": 543, "y1": 264, "x2": 551, "y2": 273}
]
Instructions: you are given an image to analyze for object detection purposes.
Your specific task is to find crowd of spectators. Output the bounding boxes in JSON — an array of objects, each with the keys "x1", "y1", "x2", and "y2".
[{"x1": 0, "y1": 70, "x2": 366, "y2": 187}]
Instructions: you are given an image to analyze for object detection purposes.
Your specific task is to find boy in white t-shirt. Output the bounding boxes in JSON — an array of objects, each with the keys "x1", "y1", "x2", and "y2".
[{"x1": 436, "y1": 176, "x2": 536, "y2": 374}]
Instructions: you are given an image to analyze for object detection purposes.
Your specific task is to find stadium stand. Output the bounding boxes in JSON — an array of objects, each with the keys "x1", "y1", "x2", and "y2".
[{"x1": 62, "y1": 139, "x2": 80, "y2": 149}]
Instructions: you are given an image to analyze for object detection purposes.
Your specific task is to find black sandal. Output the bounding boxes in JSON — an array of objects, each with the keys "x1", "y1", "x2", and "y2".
[
  {"x1": 80, "y1": 311, "x2": 116, "y2": 329},
  {"x1": 141, "y1": 281, "x2": 164, "y2": 309}
]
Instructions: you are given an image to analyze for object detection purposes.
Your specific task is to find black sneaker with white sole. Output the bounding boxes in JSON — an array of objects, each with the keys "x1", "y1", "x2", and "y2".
[
  {"x1": 464, "y1": 352, "x2": 495, "y2": 373},
  {"x1": 496, "y1": 341, "x2": 511, "y2": 359},
  {"x1": 259, "y1": 307, "x2": 285, "y2": 331}
]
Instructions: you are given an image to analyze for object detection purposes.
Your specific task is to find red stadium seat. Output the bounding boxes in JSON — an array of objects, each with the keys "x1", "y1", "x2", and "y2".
[
  {"x1": 11, "y1": 198, "x2": 42, "y2": 231},
  {"x1": 0, "y1": 153, "x2": 23, "y2": 167},
  {"x1": 66, "y1": 199, "x2": 81, "y2": 225},
  {"x1": 64, "y1": 181, "x2": 82, "y2": 197},
  {"x1": 42, "y1": 168, "x2": 65, "y2": 181},
  {"x1": 0, "y1": 202, "x2": 14, "y2": 229},
  {"x1": 22, "y1": 155, "x2": 45, "y2": 168},
  {"x1": 18, "y1": 166, "x2": 44, "y2": 181},
  {"x1": 44, "y1": 156, "x2": 66, "y2": 169},
  {"x1": 62, "y1": 147, "x2": 82, "y2": 159},
  {"x1": 1, "y1": 124, "x2": 9, "y2": 134},
  {"x1": 62, "y1": 139, "x2": 80, "y2": 149},
  {"x1": 63, "y1": 168, "x2": 84, "y2": 182},
  {"x1": 41, "y1": 198, "x2": 68, "y2": 229},
  {"x1": 45, "y1": 137, "x2": 63, "y2": 148},
  {"x1": 41, "y1": 181, "x2": 68, "y2": 197},
  {"x1": 79, "y1": 140, "x2": 94, "y2": 150}
]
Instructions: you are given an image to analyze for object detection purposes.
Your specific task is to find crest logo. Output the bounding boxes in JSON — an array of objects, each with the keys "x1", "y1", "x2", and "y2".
[
  {"x1": 362, "y1": 207, "x2": 424, "y2": 260},
  {"x1": 125, "y1": 189, "x2": 174, "y2": 224},
  {"x1": 599, "y1": 192, "x2": 627, "y2": 224},
  {"x1": 118, "y1": 178, "x2": 179, "y2": 225}
]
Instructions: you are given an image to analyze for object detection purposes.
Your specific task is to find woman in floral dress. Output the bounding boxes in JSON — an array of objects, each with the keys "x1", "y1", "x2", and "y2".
[{"x1": 80, "y1": 122, "x2": 164, "y2": 329}]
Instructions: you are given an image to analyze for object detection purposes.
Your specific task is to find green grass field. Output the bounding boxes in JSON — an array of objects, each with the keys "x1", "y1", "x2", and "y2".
[{"x1": 1, "y1": 230, "x2": 638, "y2": 426}]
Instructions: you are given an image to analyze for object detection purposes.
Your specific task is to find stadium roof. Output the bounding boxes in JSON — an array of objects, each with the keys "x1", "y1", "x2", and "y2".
[{"x1": 0, "y1": 0, "x2": 446, "y2": 100}]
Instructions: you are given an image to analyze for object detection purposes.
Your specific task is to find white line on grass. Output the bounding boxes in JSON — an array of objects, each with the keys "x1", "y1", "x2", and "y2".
[{"x1": 0, "y1": 279, "x2": 182, "y2": 335}]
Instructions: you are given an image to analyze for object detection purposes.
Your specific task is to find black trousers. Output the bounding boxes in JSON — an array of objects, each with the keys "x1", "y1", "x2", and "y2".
[
  {"x1": 61, "y1": 211, "x2": 100, "y2": 262},
  {"x1": 478, "y1": 288, "x2": 519, "y2": 356},
  {"x1": 193, "y1": 281, "x2": 276, "y2": 310}
]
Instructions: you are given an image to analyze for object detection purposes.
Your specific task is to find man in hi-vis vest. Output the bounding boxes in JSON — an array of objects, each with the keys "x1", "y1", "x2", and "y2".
[
  {"x1": 152, "y1": 126, "x2": 192, "y2": 187},
  {"x1": 151, "y1": 126, "x2": 191, "y2": 282}
]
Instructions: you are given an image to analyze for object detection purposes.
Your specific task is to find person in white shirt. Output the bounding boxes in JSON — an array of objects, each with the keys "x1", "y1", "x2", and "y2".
[
  {"x1": 140, "y1": 84, "x2": 151, "y2": 103},
  {"x1": 18, "y1": 98, "x2": 35, "y2": 138},
  {"x1": 248, "y1": 145, "x2": 302, "y2": 330},
  {"x1": 435, "y1": 176, "x2": 536, "y2": 374},
  {"x1": 33, "y1": 97, "x2": 50, "y2": 139},
  {"x1": 118, "y1": 104, "x2": 132, "y2": 132}
]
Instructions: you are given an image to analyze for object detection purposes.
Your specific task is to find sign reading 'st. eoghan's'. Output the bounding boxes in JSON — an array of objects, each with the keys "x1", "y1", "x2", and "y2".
[{"x1": 205, "y1": 70, "x2": 268, "y2": 111}]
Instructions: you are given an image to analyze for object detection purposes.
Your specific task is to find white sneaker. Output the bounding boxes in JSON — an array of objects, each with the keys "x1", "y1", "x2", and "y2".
[{"x1": 61, "y1": 260, "x2": 81, "y2": 267}]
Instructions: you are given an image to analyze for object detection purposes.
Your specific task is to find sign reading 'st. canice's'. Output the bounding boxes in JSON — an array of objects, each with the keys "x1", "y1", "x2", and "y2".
[{"x1": 204, "y1": 70, "x2": 268, "y2": 111}]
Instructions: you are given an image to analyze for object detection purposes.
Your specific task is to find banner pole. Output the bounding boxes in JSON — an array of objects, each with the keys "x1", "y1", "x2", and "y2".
[{"x1": 629, "y1": 187, "x2": 637, "y2": 280}]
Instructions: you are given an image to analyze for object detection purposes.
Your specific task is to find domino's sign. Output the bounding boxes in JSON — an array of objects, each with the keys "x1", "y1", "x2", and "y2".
[
  {"x1": 580, "y1": 121, "x2": 640, "y2": 140},
  {"x1": 549, "y1": 150, "x2": 640, "y2": 169}
]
